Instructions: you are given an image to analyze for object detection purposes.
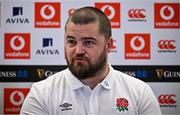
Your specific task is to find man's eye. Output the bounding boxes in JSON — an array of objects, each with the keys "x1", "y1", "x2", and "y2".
[
  {"x1": 84, "y1": 41, "x2": 95, "y2": 47},
  {"x1": 67, "y1": 39, "x2": 76, "y2": 46}
]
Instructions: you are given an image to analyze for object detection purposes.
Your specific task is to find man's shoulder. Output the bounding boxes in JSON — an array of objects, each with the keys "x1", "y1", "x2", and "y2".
[
  {"x1": 32, "y1": 69, "x2": 68, "y2": 89},
  {"x1": 113, "y1": 69, "x2": 148, "y2": 88}
]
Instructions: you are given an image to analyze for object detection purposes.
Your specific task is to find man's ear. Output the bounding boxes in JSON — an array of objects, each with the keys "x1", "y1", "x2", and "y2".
[{"x1": 107, "y1": 37, "x2": 113, "y2": 53}]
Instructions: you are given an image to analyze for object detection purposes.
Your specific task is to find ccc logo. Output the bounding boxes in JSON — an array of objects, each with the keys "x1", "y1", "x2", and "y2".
[
  {"x1": 158, "y1": 40, "x2": 176, "y2": 49},
  {"x1": 158, "y1": 94, "x2": 176, "y2": 104},
  {"x1": 128, "y1": 9, "x2": 146, "y2": 19}
]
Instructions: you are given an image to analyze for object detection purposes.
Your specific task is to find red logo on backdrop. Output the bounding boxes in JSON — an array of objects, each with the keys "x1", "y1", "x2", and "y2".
[
  {"x1": 158, "y1": 40, "x2": 176, "y2": 49},
  {"x1": 4, "y1": 33, "x2": 30, "y2": 59},
  {"x1": 35, "y1": 2, "x2": 60, "y2": 28},
  {"x1": 110, "y1": 39, "x2": 117, "y2": 53},
  {"x1": 154, "y1": 3, "x2": 180, "y2": 28},
  {"x1": 95, "y1": 3, "x2": 120, "y2": 28},
  {"x1": 125, "y1": 34, "x2": 150, "y2": 59},
  {"x1": 111, "y1": 39, "x2": 117, "y2": 49},
  {"x1": 157, "y1": 39, "x2": 176, "y2": 53},
  {"x1": 128, "y1": 8, "x2": 146, "y2": 22},
  {"x1": 4, "y1": 88, "x2": 30, "y2": 114},
  {"x1": 68, "y1": 8, "x2": 76, "y2": 16},
  {"x1": 158, "y1": 94, "x2": 177, "y2": 108},
  {"x1": 128, "y1": 9, "x2": 146, "y2": 19}
]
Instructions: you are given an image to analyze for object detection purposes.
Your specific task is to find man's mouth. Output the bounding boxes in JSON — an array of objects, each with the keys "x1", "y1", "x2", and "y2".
[{"x1": 73, "y1": 57, "x2": 87, "y2": 64}]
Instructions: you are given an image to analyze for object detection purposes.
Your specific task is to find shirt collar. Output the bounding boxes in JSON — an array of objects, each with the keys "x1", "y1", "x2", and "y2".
[
  {"x1": 66, "y1": 69, "x2": 85, "y2": 90},
  {"x1": 66, "y1": 65, "x2": 115, "y2": 90},
  {"x1": 100, "y1": 65, "x2": 114, "y2": 90}
]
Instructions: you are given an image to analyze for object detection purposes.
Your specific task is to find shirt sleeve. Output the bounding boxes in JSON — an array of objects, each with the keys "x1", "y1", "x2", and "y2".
[
  {"x1": 20, "y1": 83, "x2": 49, "y2": 115},
  {"x1": 138, "y1": 84, "x2": 162, "y2": 115}
]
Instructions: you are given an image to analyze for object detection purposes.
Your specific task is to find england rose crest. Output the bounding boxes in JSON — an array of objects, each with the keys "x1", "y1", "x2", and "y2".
[{"x1": 116, "y1": 98, "x2": 129, "y2": 112}]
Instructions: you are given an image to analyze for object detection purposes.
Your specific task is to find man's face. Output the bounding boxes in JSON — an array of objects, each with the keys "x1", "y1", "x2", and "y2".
[{"x1": 64, "y1": 21, "x2": 110, "y2": 80}]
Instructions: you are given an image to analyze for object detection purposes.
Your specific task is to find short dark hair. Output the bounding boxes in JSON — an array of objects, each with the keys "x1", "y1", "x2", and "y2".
[{"x1": 65, "y1": 6, "x2": 112, "y2": 40}]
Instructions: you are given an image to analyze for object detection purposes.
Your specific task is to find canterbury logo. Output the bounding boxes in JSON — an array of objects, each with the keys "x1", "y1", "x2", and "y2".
[
  {"x1": 128, "y1": 9, "x2": 146, "y2": 19},
  {"x1": 158, "y1": 94, "x2": 176, "y2": 104},
  {"x1": 158, "y1": 40, "x2": 176, "y2": 49}
]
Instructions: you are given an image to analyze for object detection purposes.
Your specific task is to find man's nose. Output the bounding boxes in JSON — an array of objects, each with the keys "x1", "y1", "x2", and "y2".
[{"x1": 75, "y1": 43, "x2": 85, "y2": 54}]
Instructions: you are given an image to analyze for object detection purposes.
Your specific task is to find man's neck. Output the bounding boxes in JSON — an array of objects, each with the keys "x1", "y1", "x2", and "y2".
[{"x1": 81, "y1": 64, "x2": 109, "y2": 90}]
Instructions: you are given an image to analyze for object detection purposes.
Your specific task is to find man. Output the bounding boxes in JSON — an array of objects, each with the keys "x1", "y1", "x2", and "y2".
[{"x1": 20, "y1": 6, "x2": 161, "y2": 115}]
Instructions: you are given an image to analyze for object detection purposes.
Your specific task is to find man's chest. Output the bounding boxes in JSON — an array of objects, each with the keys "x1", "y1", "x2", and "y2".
[{"x1": 49, "y1": 89, "x2": 138, "y2": 115}]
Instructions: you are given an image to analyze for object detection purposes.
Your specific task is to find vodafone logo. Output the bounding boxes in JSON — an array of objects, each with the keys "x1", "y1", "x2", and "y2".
[
  {"x1": 101, "y1": 5, "x2": 115, "y2": 20},
  {"x1": 10, "y1": 35, "x2": 25, "y2": 51},
  {"x1": 160, "y1": 5, "x2": 174, "y2": 20},
  {"x1": 10, "y1": 91, "x2": 25, "y2": 106},
  {"x1": 154, "y1": 3, "x2": 179, "y2": 28},
  {"x1": 4, "y1": 88, "x2": 30, "y2": 114},
  {"x1": 4, "y1": 33, "x2": 30, "y2": 59},
  {"x1": 158, "y1": 40, "x2": 176, "y2": 49},
  {"x1": 95, "y1": 3, "x2": 120, "y2": 28},
  {"x1": 125, "y1": 33, "x2": 150, "y2": 59},
  {"x1": 130, "y1": 36, "x2": 145, "y2": 51},
  {"x1": 35, "y1": 2, "x2": 61, "y2": 28},
  {"x1": 40, "y1": 5, "x2": 55, "y2": 20}
]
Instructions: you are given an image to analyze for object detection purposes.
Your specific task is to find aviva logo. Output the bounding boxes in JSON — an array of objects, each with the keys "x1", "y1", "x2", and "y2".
[{"x1": 6, "y1": 7, "x2": 29, "y2": 24}]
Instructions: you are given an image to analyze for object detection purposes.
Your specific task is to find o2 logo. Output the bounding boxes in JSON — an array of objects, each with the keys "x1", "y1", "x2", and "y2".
[{"x1": 135, "y1": 70, "x2": 148, "y2": 78}]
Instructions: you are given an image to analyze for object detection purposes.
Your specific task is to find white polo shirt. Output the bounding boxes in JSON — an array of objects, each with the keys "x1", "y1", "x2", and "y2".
[{"x1": 20, "y1": 65, "x2": 161, "y2": 115}]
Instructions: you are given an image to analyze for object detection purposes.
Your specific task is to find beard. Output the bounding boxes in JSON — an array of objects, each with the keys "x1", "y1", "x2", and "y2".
[{"x1": 65, "y1": 47, "x2": 107, "y2": 80}]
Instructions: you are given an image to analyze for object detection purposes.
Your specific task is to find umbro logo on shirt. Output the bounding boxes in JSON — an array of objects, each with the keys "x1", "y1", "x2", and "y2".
[{"x1": 59, "y1": 103, "x2": 72, "y2": 111}]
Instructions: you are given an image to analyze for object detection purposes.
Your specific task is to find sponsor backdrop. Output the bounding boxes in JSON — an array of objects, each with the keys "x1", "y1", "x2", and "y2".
[{"x1": 0, "y1": 0, "x2": 179, "y2": 114}]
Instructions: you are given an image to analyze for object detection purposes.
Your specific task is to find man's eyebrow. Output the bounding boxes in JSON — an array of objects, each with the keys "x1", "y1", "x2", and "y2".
[
  {"x1": 66, "y1": 36, "x2": 96, "y2": 41},
  {"x1": 82, "y1": 37, "x2": 96, "y2": 41},
  {"x1": 66, "y1": 36, "x2": 75, "y2": 39}
]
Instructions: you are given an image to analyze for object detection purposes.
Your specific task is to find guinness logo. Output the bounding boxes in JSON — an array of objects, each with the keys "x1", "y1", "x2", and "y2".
[
  {"x1": 37, "y1": 69, "x2": 44, "y2": 79},
  {"x1": 156, "y1": 69, "x2": 164, "y2": 79}
]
